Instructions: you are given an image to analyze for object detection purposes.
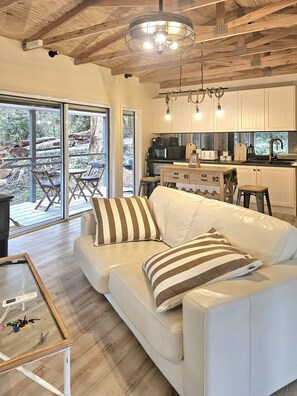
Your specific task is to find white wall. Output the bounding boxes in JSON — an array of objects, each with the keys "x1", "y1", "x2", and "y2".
[{"x1": 0, "y1": 37, "x2": 159, "y2": 196}]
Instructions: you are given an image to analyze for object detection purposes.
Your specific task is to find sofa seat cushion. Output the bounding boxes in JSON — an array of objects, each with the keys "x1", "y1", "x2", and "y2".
[
  {"x1": 74, "y1": 235, "x2": 168, "y2": 294},
  {"x1": 109, "y1": 263, "x2": 183, "y2": 362}
]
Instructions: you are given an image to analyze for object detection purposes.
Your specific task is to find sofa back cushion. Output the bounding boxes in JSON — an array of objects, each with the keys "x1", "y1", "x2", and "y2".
[
  {"x1": 149, "y1": 186, "x2": 205, "y2": 247},
  {"x1": 149, "y1": 187, "x2": 297, "y2": 265}
]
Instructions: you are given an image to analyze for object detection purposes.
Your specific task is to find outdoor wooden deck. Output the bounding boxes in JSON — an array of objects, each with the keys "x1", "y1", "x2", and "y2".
[
  {"x1": 9, "y1": 197, "x2": 91, "y2": 235},
  {"x1": 9, "y1": 187, "x2": 133, "y2": 236}
]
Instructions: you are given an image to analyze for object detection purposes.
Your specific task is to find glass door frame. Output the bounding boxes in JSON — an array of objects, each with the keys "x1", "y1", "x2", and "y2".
[{"x1": 0, "y1": 94, "x2": 110, "y2": 233}]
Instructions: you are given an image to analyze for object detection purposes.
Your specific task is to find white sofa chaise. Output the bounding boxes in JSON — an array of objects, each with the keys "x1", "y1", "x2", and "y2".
[{"x1": 74, "y1": 186, "x2": 297, "y2": 396}]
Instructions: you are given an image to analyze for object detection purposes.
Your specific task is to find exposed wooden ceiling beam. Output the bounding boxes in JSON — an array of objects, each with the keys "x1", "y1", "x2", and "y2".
[
  {"x1": 73, "y1": 27, "x2": 127, "y2": 59},
  {"x1": 228, "y1": 0, "x2": 297, "y2": 28},
  {"x1": 141, "y1": 48, "x2": 297, "y2": 84},
  {"x1": 159, "y1": 54, "x2": 297, "y2": 88},
  {"x1": 43, "y1": 13, "x2": 142, "y2": 45},
  {"x1": 247, "y1": 26, "x2": 297, "y2": 48},
  {"x1": 89, "y1": 0, "x2": 155, "y2": 5},
  {"x1": 0, "y1": 0, "x2": 19, "y2": 8},
  {"x1": 77, "y1": 42, "x2": 236, "y2": 65},
  {"x1": 23, "y1": 0, "x2": 96, "y2": 43},
  {"x1": 87, "y1": 0, "x2": 224, "y2": 8},
  {"x1": 165, "y1": 0, "x2": 225, "y2": 13},
  {"x1": 75, "y1": 49, "x2": 132, "y2": 65},
  {"x1": 194, "y1": 14, "x2": 297, "y2": 43},
  {"x1": 111, "y1": 37, "x2": 297, "y2": 75},
  {"x1": 43, "y1": 0, "x2": 225, "y2": 46},
  {"x1": 216, "y1": 2, "x2": 225, "y2": 27}
]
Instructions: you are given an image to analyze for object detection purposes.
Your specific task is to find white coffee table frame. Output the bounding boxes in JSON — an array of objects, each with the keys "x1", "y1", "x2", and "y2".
[{"x1": 0, "y1": 253, "x2": 72, "y2": 395}]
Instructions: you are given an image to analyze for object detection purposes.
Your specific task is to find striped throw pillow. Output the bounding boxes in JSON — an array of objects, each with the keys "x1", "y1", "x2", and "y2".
[
  {"x1": 143, "y1": 228, "x2": 262, "y2": 312},
  {"x1": 91, "y1": 196, "x2": 162, "y2": 246}
]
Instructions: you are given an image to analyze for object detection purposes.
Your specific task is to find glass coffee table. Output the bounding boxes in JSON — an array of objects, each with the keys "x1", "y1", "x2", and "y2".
[{"x1": 0, "y1": 253, "x2": 72, "y2": 395}]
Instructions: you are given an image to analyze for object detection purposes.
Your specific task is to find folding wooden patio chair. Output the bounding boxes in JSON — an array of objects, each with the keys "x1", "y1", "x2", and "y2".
[
  {"x1": 31, "y1": 169, "x2": 61, "y2": 211},
  {"x1": 78, "y1": 162, "x2": 105, "y2": 199}
]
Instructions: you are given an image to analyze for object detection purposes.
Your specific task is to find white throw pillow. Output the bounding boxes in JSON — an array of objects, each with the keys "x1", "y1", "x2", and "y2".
[
  {"x1": 91, "y1": 196, "x2": 162, "y2": 246},
  {"x1": 143, "y1": 227, "x2": 262, "y2": 312}
]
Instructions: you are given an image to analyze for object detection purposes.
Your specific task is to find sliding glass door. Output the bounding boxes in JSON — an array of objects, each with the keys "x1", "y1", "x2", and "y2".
[
  {"x1": 0, "y1": 96, "x2": 110, "y2": 234},
  {"x1": 0, "y1": 97, "x2": 63, "y2": 233},
  {"x1": 122, "y1": 110, "x2": 135, "y2": 197},
  {"x1": 68, "y1": 105, "x2": 109, "y2": 216}
]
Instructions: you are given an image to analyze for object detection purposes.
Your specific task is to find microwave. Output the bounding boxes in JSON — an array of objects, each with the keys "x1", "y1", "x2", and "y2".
[{"x1": 154, "y1": 148, "x2": 167, "y2": 159}]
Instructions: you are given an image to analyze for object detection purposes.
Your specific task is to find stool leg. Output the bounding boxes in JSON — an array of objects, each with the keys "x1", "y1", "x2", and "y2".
[
  {"x1": 255, "y1": 192, "x2": 265, "y2": 213},
  {"x1": 138, "y1": 182, "x2": 142, "y2": 196},
  {"x1": 236, "y1": 190, "x2": 242, "y2": 206},
  {"x1": 243, "y1": 192, "x2": 251, "y2": 208},
  {"x1": 264, "y1": 191, "x2": 273, "y2": 216}
]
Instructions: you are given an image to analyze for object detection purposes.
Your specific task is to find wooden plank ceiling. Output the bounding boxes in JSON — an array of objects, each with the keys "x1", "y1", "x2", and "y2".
[{"x1": 1, "y1": 0, "x2": 297, "y2": 90}]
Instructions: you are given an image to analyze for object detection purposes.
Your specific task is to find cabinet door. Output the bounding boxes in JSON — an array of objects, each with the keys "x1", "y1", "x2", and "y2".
[
  {"x1": 257, "y1": 167, "x2": 295, "y2": 208},
  {"x1": 171, "y1": 97, "x2": 192, "y2": 133},
  {"x1": 154, "y1": 98, "x2": 172, "y2": 133},
  {"x1": 265, "y1": 86, "x2": 296, "y2": 131},
  {"x1": 236, "y1": 166, "x2": 257, "y2": 187},
  {"x1": 214, "y1": 91, "x2": 238, "y2": 132},
  {"x1": 239, "y1": 89, "x2": 265, "y2": 131},
  {"x1": 191, "y1": 96, "x2": 214, "y2": 132}
]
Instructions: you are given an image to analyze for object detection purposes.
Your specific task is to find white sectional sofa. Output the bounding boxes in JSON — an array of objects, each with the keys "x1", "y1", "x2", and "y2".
[{"x1": 74, "y1": 186, "x2": 297, "y2": 396}]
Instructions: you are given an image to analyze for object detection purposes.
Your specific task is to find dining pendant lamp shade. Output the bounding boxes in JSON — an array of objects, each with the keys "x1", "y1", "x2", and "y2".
[{"x1": 125, "y1": 12, "x2": 196, "y2": 56}]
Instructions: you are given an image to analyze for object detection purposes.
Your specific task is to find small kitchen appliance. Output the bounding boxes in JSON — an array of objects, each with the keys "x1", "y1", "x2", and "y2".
[{"x1": 200, "y1": 150, "x2": 218, "y2": 160}]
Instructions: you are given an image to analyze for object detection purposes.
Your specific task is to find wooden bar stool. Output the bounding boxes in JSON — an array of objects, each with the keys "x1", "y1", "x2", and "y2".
[
  {"x1": 236, "y1": 185, "x2": 272, "y2": 216},
  {"x1": 138, "y1": 176, "x2": 160, "y2": 197}
]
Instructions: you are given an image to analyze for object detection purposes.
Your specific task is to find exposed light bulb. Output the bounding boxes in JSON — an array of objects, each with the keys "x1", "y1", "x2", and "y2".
[
  {"x1": 143, "y1": 40, "x2": 153, "y2": 49},
  {"x1": 194, "y1": 104, "x2": 202, "y2": 120},
  {"x1": 216, "y1": 103, "x2": 224, "y2": 117},
  {"x1": 169, "y1": 41, "x2": 178, "y2": 50},
  {"x1": 165, "y1": 108, "x2": 171, "y2": 121},
  {"x1": 154, "y1": 31, "x2": 167, "y2": 45}
]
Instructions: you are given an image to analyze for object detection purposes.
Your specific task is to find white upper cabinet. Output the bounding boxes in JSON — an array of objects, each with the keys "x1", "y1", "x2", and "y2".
[
  {"x1": 214, "y1": 91, "x2": 238, "y2": 132},
  {"x1": 171, "y1": 97, "x2": 192, "y2": 133},
  {"x1": 238, "y1": 89, "x2": 265, "y2": 131},
  {"x1": 191, "y1": 96, "x2": 214, "y2": 132},
  {"x1": 265, "y1": 86, "x2": 296, "y2": 131},
  {"x1": 154, "y1": 86, "x2": 296, "y2": 133},
  {"x1": 154, "y1": 98, "x2": 171, "y2": 133}
]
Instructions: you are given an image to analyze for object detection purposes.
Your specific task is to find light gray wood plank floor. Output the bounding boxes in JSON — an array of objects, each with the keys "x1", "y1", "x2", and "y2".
[
  {"x1": 2, "y1": 211, "x2": 297, "y2": 396},
  {"x1": 2, "y1": 218, "x2": 177, "y2": 396}
]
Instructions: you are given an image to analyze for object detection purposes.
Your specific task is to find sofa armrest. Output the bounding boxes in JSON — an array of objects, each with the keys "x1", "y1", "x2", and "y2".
[
  {"x1": 182, "y1": 263, "x2": 297, "y2": 396},
  {"x1": 81, "y1": 210, "x2": 96, "y2": 236}
]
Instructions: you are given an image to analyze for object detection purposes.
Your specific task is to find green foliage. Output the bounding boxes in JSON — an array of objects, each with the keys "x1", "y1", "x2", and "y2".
[
  {"x1": 0, "y1": 109, "x2": 29, "y2": 144},
  {"x1": 69, "y1": 114, "x2": 90, "y2": 134}
]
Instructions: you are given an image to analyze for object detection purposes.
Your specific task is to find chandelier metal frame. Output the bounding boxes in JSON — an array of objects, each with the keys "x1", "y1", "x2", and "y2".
[{"x1": 125, "y1": 1, "x2": 196, "y2": 56}]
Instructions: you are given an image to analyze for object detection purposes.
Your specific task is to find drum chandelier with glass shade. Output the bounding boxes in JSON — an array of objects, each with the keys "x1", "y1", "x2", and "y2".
[{"x1": 125, "y1": 0, "x2": 196, "y2": 56}]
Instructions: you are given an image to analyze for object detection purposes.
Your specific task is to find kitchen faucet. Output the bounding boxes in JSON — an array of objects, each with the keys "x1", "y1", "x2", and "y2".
[{"x1": 268, "y1": 138, "x2": 283, "y2": 162}]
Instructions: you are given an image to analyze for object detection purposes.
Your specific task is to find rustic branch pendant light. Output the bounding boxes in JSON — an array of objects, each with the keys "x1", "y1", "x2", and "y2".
[{"x1": 125, "y1": 0, "x2": 196, "y2": 56}]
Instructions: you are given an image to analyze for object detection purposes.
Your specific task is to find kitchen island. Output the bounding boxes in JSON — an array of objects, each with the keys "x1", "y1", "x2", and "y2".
[{"x1": 160, "y1": 164, "x2": 237, "y2": 203}]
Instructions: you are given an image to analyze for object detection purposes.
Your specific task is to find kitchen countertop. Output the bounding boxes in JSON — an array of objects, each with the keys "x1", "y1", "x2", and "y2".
[{"x1": 147, "y1": 158, "x2": 297, "y2": 168}]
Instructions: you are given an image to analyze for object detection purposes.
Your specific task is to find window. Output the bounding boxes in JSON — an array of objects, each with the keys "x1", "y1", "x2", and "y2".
[
  {"x1": 254, "y1": 132, "x2": 288, "y2": 155},
  {"x1": 234, "y1": 131, "x2": 288, "y2": 155}
]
